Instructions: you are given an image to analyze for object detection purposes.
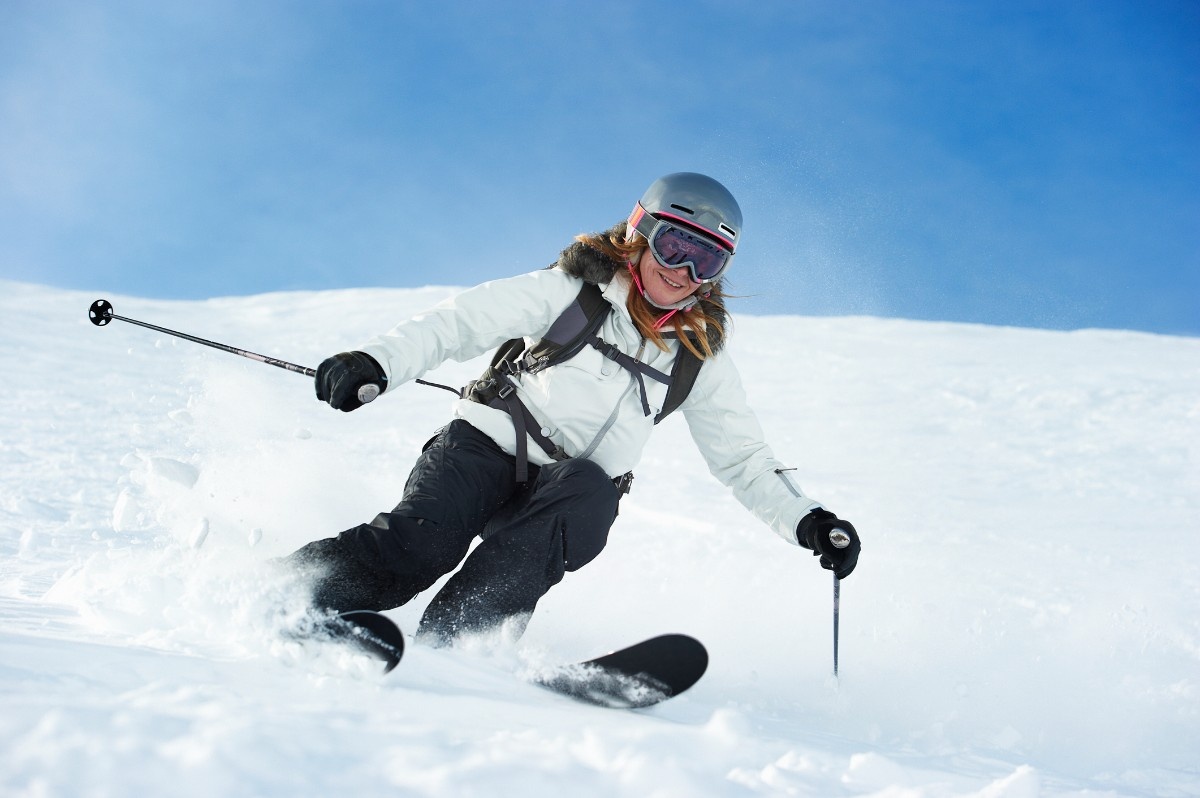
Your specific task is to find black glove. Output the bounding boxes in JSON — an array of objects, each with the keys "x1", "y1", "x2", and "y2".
[
  {"x1": 315, "y1": 351, "x2": 387, "y2": 412},
  {"x1": 797, "y1": 509, "x2": 861, "y2": 579}
]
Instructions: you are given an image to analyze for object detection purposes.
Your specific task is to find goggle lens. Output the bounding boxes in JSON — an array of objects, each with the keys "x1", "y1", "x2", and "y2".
[{"x1": 649, "y1": 224, "x2": 731, "y2": 283}]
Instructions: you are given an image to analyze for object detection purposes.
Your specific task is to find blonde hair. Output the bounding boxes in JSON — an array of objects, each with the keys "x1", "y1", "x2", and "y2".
[{"x1": 574, "y1": 225, "x2": 727, "y2": 360}]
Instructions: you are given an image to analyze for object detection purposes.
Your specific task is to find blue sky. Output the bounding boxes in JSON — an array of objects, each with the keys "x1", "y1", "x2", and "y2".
[{"x1": 2, "y1": 1, "x2": 1197, "y2": 335}]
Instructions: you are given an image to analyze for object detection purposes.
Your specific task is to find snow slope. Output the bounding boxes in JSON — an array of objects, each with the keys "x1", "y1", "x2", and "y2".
[{"x1": 1, "y1": 279, "x2": 1197, "y2": 797}]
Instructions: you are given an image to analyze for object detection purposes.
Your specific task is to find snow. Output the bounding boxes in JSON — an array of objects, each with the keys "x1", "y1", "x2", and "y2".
[{"x1": 2, "y1": 278, "x2": 1198, "y2": 797}]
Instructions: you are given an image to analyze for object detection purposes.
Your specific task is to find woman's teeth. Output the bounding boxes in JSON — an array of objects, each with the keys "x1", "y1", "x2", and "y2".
[{"x1": 661, "y1": 272, "x2": 684, "y2": 289}]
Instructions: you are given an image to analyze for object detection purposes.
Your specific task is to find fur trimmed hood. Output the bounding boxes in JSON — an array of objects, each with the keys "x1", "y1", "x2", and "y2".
[{"x1": 555, "y1": 223, "x2": 728, "y2": 354}]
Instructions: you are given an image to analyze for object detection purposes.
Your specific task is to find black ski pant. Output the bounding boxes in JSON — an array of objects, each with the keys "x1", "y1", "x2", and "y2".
[{"x1": 286, "y1": 419, "x2": 619, "y2": 644}]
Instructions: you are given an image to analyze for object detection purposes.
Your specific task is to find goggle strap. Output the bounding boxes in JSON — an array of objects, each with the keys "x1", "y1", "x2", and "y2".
[{"x1": 629, "y1": 203, "x2": 659, "y2": 241}]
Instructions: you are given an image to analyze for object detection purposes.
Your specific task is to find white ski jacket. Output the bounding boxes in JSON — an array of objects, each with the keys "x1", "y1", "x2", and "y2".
[{"x1": 360, "y1": 267, "x2": 822, "y2": 545}]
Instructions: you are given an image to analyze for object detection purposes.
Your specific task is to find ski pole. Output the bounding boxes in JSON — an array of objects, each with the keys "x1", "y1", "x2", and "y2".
[
  {"x1": 88, "y1": 299, "x2": 382, "y2": 403},
  {"x1": 833, "y1": 572, "x2": 841, "y2": 678}
]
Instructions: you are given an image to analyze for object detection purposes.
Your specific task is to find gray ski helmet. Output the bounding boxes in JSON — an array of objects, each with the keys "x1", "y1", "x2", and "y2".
[{"x1": 629, "y1": 172, "x2": 742, "y2": 253}]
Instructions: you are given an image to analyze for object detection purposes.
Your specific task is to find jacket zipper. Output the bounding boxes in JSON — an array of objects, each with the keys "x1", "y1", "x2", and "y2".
[
  {"x1": 578, "y1": 339, "x2": 648, "y2": 460},
  {"x1": 774, "y1": 468, "x2": 802, "y2": 498}
]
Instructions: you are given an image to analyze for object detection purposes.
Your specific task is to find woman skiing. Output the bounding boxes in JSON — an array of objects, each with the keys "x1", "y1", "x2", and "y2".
[{"x1": 287, "y1": 172, "x2": 861, "y2": 645}]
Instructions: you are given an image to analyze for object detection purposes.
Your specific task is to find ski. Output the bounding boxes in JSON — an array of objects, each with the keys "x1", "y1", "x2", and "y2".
[
  {"x1": 530, "y1": 633, "x2": 708, "y2": 709},
  {"x1": 320, "y1": 610, "x2": 406, "y2": 673},
  {"x1": 290, "y1": 613, "x2": 706, "y2": 709}
]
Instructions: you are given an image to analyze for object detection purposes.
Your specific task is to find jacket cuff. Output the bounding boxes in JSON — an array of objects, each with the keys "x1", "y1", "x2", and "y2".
[
  {"x1": 796, "y1": 508, "x2": 836, "y2": 550},
  {"x1": 357, "y1": 344, "x2": 395, "y2": 393}
]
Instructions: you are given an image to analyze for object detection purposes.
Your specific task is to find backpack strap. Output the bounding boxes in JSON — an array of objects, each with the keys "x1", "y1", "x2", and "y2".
[
  {"x1": 458, "y1": 282, "x2": 612, "y2": 482},
  {"x1": 654, "y1": 334, "x2": 704, "y2": 423},
  {"x1": 587, "y1": 336, "x2": 672, "y2": 417},
  {"x1": 432, "y1": 279, "x2": 705, "y2": 481},
  {"x1": 488, "y1": 368, "x2": 565, "y2": 482},
  {"x1": 517, "y1": 282, "x2": 611, "y2": 374},
  {"x1": 463, "y1": 283, "x2": 610, "y2": 406}
]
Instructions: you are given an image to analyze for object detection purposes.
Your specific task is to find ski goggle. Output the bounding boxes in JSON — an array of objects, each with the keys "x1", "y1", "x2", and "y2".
[{"x1": 628, "y1": 204, "x2": 734, "y2": 284}]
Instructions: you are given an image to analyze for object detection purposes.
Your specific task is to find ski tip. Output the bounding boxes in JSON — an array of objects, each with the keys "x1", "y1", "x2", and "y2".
[
  {"x1": 535, "y1": 632, "x2": 709, "y2": 708},
  {"x1": 334, "y1": 610, "x2": 405, "y2": 674},
  {"x1": 646, "y1": 633, "x2": 708, "y2": 685}
]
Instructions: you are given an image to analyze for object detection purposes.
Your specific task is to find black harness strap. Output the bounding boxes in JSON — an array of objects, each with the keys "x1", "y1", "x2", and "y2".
[
  {"x1": 587, "y1": 336, "x2": 673, "y2": 417},
  {"x1": 417, "y1": 280, "x2": 708, "y2": 486},
  {"x1": 487, "y1": 371, "x2": 567, "y2": 482},
  {"x1": 489, "y1": 333, "x2": 672, "y2": 481},
  {"x1": 654, "y1": 332, "x2": 705, "y2": 423}
]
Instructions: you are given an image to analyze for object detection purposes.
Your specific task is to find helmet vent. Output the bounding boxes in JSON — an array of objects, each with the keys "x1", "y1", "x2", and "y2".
[
  {"x1": 719, "y1": 223, "x2": 738, "y2": 238},
  {"x1": 669, "y1": 203, "x2": 695, "y2": 216}
]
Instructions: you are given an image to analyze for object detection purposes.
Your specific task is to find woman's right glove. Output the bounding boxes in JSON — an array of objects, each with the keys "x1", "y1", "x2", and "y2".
[
  {"x1": 797, "y1": 509, "x2": 861, "y2": 579},
  {"x1": 315, "y1": 351, "x2": 387, "y2": 412}
]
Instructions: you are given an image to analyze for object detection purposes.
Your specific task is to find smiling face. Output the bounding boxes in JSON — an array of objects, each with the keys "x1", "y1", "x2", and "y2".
[{"x1": 636, "y1": 246, "x2": 699, "y2": 307}]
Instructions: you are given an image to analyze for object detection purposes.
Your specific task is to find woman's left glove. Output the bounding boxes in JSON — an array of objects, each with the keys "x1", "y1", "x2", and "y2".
[
  {"x1": 315, "y1": 351, "x2": 387, "y2": 412},
  {"x1": 797, "y1": 509, "x2": 861, "y2": 579}
]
